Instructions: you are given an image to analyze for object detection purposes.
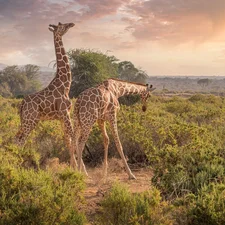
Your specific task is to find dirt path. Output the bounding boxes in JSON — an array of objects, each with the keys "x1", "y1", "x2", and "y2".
[{"x1": 82, "y1": 159, "x2": 153, "y2": 224}]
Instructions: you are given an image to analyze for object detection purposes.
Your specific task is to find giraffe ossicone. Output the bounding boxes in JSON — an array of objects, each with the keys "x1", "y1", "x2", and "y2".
[
  {"x1": 15, "y1": 22, "x2": 86, "y2": 173},
  {"x1": 73, "y1": 78, "x2": 155, "y2": 180}
]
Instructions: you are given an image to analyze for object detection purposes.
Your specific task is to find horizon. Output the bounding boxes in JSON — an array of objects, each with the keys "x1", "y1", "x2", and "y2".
[
  {"x1": 1, "y1": 0, "x2": 225, "y2": 76},
  {"x1": 1, "y1": 62, "x2": 225, "y2": 78}
]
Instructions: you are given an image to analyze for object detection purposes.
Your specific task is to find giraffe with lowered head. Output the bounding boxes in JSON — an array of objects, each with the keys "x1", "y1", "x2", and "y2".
[
  {"x1": 73, "y1": 78, "x2": 155, "y2": 180},
  {"x1": 15, "y1": 22, "x2": 80, "y2": 169}
]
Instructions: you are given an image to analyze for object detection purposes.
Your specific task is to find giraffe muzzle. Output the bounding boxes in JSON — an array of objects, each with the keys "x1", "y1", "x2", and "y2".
[
  {"x1": 68, "y1": 23, "x2": 75, "y2": 27},
  {"x1": 142, "y1": 105, "x2": 147, "y2": 112},
  {"x1": 49, "y1": 24, "x2": 57, "y2": 32}
]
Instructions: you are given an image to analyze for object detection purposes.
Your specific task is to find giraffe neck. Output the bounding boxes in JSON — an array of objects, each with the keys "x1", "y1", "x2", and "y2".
[
  {"x1": 54, "y1": 34, "x2": 71, "y2": 78},
  {"x1": 52, "y1": 34, "x2": 72, "y2": 94},
  {"x1": 108, "y1": 79, "x2": 147, "y2": 98}
]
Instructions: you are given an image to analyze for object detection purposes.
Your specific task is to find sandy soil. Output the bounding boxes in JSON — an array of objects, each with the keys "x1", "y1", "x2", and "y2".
[{"x1": 81, "y1": 159, "x2": 153, "y2": 224}]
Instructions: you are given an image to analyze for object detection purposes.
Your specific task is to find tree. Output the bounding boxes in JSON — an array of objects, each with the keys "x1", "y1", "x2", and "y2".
[
  {"x1": 0, "y1": 82, "x2": 11, "y2": 97},
  {"x1": 23, "y1": 64, "x2": 40, "y2": 80},
  {"x1": 0, "y1": 66, "x2": 27, "y2": 97},
  {"x1": 0, "y1": 65, "x2": 41, "y2": 98},
  {"x1": 22, "y1": 64, "x2": 41, "y2": 95},
  {"x1": 118, "y1": 61, "x2": 148, "y2": 84},
  {"x1": 197, "y1": 78, "x2": 211, "y2": 88},
  {"x1": 68, "y1": 49, "x2": 118, "y2": 97},
  {"x1": 118, "y1": 61, "x2": 149, "y2": 105}
]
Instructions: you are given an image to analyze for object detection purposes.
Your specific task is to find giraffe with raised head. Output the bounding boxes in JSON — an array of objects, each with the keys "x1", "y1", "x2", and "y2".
[
  {"x1": 15, "y1": 22, "x2": 80, "y2": 169},
  {"x1": 73, "y1": 78, "x2": 155, "y2": 180}
]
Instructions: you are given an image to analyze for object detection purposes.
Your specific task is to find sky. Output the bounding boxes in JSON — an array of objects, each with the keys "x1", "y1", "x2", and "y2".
[{"x1": 1, "y1": 0, "x2": 225, "y2": 76}]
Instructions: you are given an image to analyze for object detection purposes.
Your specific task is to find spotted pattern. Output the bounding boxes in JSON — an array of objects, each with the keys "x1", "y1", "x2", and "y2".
[
  {"x1": 15, "y1": 22, "x2": 79, "y2": 169},
  {"x1": 73, "y1": 78, "x2": 154, "y2": 180}
]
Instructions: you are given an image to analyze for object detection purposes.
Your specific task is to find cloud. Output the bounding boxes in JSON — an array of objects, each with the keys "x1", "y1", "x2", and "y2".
[
  {"x1": 0, "y1": 0, "x2": 131, "y2": 64},
  {"x1": 125, "y1": 0, "x2": 225, "y2": 44},
  {"x1": 71, "y1": 0, "x2": 131, "y2": 19},
  {"x1": 1, "y1": 0, "x2": 225, "y2": 76}
]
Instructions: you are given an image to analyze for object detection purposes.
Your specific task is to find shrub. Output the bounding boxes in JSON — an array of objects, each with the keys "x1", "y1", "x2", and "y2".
[
  {"x1": 188, "y1": 183, "x2": 225, "y2": 225},
  {"x1": 151, "y1": 123, "x2": 225, "y2": 199},
  {"x1": 0, "y1": 161, "x2": 86, "y2": 225},
  {"x1": 165, "y1": 100, "x2": 195, "y2": 116},
  {"x1": 96, "y1": 182, "x2": 173, "y2": 225}
]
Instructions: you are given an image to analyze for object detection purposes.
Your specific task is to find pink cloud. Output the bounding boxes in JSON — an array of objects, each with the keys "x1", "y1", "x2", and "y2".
[
  {"x1": 0, "y1": 0, "x2": 130, "y2": 56},
  {"x1": 125, "y1": 0, "x2": 225, "y2": 44},
  {"x1": 71, "y1": 0, "x2": 131, "y2": 19}
]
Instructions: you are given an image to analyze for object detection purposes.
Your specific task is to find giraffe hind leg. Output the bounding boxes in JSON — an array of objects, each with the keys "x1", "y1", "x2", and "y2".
[
  {"x1": 98, "y1": 120, "x2": 109, "y2": 181},
  {"x1": 62, "y1": 113, "x2": 88, "y2": 175},
  {"x1": 77, "y1": 124, "x2": 93, "y2": 174},
  {"x1": 108, "y1": 116, "x2": 136, "y2": 180}
]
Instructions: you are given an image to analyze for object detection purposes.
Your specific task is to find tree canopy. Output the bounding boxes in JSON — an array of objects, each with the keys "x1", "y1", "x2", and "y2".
[
  {"x1": 68, "y1": 49, "x2": 118, "y2": 97},
  {"x1": 68, "y1": 49, "x2": 149, "y2": 98},
  {"x1": 118, "y1": 61, "x2": 148, "y2": 84}
]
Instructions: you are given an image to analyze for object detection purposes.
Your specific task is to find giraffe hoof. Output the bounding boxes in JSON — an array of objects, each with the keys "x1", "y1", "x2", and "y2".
[
  {"x1": 129, "y1": 174, "x2": 137, "y2": 180},
  {"x1": 100, "y1": 176, "x2": 107, "y2": 184},
  {"x1": 84, "y1": 172, "x2": 89, "y2": 178}
]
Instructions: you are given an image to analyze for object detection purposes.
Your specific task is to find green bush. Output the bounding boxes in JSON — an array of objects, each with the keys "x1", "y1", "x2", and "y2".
[
  {"x1": 97, "y1": 182, "x2": 173, "y2": 225},
  {"x1": 188, "y1": 183, "x2": 225, "y2": 225},
  {"x1": 3, "y1": 94, "x2": 225, "y2": 224},
  {"x1": 0, "y1": 97, "x2": 87, "y2": 224},
  {"x1": 0, "y1": 160, "x2": 86, "y2": 225}
]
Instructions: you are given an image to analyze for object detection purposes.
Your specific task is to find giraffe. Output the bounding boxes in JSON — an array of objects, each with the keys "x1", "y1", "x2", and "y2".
[
  {"x1": 73, "y1": 78, "x2": 155, "y2": 180},
  {"x1": 15, "y1": 22, "x2": 83, "y2": 170}
]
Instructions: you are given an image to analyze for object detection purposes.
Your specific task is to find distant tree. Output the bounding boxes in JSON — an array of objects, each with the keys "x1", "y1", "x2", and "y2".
[
  {"x1": 23, "y1": 64, "x2": 40, "y2": 80},
  {"x1": 118, "y1": 61, "x2": 148, "y2": 84},
  {"x1": 22, "y1": 64, "x2": 41, "y2": 95},
  {"x1": 0, "y1": 82, "x2": 11, "y2": 97},
  {"x1": 118, "y1": 61, "x2": 149, "y2": 105},
  {"x1": 68, "y1": 49, "x2": 119, "y2": 97},
  {"x1": 0, "y1": 65, "x2": 41, "y2": 98},
  {"x1": 197, "y1": 78, "x2": 211, "y2": 88},
  {"x1": 0, "y1": 66, "x2": 27, "y2": 97}
]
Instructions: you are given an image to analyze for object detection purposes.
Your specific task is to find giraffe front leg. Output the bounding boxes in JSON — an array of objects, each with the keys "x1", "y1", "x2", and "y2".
[
  {"x1": 15, "y1": 118, "x2": 39, "y2": 146},
  {"x1": 15, "y1": 127, "x2": 26, "y2": 146},
  {"x1": 98, "y1": 120, "x2": 109, "y2": 181},
  {"x1": 62, "y1": 125, "x2": 78, "y2": 169},
  {"x1": 109, "y1": 116, "x2": 136, "y2": 180}
]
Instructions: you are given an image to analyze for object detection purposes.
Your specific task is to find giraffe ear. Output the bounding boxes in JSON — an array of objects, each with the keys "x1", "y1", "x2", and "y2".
[
  {"x1": 146, "y1": 84, "x2": 152, "y2": 88},
  {"x1": 147, "y1": 84, "x2": 155, "y2": 92},
  {"x1": 103, "y1": 80, "x2": 109, "y2": 90}
]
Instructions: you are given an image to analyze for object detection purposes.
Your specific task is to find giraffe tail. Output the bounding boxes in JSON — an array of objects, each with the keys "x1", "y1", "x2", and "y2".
[
  {"x1": 73, "y1": 106, "x2": 82, "y2": 158},
  {"x1": 73, "y1": 106, "x2": 81, "y2": 140}
]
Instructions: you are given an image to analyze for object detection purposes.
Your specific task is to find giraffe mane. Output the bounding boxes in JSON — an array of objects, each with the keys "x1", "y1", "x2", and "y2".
[{"x1": 107, "y1": 78, "x2": 148, "y2": 87}]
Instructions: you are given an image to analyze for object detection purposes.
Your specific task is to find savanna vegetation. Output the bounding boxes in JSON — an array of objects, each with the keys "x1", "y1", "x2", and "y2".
[
  {"x1": 1, "y1": 49, "x2": 225, "y2": 224},
  {"x1": 1, "y1": 93, "x2": 225, "y2": 224}
]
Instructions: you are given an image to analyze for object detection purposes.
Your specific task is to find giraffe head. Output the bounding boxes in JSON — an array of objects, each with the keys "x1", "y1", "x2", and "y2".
[
  {"x1": 141, "y1": 84, "x2": 155, "y2": 112},
  {"x1": 48, "y1": 22, "x2": 75, "y2": 36}
]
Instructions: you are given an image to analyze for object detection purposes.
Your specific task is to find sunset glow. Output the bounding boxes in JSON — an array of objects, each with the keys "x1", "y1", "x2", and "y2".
[{"x1": 1, "y1": 0, "x2": 225, "y2": 75}]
